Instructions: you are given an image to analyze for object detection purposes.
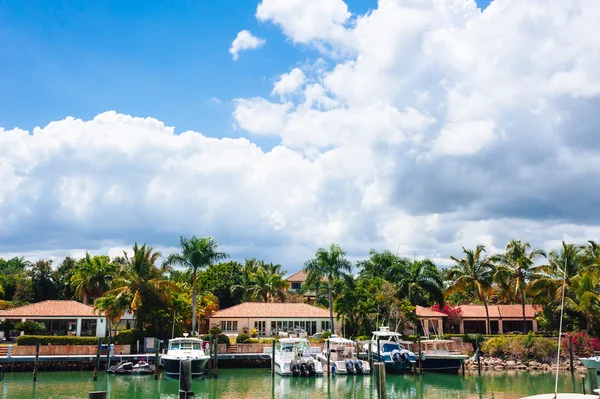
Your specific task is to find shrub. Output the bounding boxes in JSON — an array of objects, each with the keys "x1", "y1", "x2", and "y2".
[
  {"x1": 17, "y1": 335, "x2": 101, "y2": 346},
  {"x1": 15, "y1": 321, "x2": 46, "y2": 335},
  {"x1": 321, "y1": 331, "x2": 332, "y2": 340},
  {"x1": 202, "y1": 335, "x2": 211, "y2": 341},
  {"x1": 481, "y1": 334, "x2": 557, "y2": 363},
  {"x1": 482, "y1": 336, "x2": 506, "y2": 358},
  {"x1": 217, "y1": 334, "x2": 230, "y2": 347},
  {"x1": 562, "y1": 331, "x2": 600, "y2": 357},
  {"x1": 356, "y1": 335, "x2": 370, "y2": 341},
  {"x1": 208, "y1": 325, "x2": 222, "y2": 337},
  {"x1": 531, "y1": 338, "x2": 557, "y2": 363},
  {"x1": 236, "y1": 333, "x2": 250, "y2": 344},
  {"x1": 250, "y1": 328, "x2": 258, "y2": 338},
  {"x1": 112, "y1": 329, "x2": 136, "y2": 345}
]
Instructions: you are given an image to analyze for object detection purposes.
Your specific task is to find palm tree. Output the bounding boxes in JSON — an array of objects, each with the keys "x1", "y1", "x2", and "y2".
[
  {"x1": 447, "y1": 245, "x2": 495, "y2": 334},
  {"x1": 305, "y1": 244, "x2": 353, "y2": 332},
  {"x1": 109, "y1": 243, "x2": 176, "y2": 328},
  {"x1": 357, "y1": 250, "x2": 409, "y2": 283},
  {"x1": 163, "y1": 236, "x2": 228, "y2": 335},
  {"x1": 582, "y1": 240, "x2": 600, "y2": 271},
  {"x1": 71, "y1": 253, "x2": 117, "y2": 305},
  {"x1": 230, "y1": 258, "x2": 261, "y2": 302},
  {"x1": 564, "y1": 271, "x2": 600, "y2": 332},
  {"x1": 248, "y1": 267, "x2": 289, "y2": 302},
  {"x1": 493, "y1": 239, "x2": 546, "y2": 332},
  {"x1": 397, "y1": 258, "x2": 444, "y2": 308}
]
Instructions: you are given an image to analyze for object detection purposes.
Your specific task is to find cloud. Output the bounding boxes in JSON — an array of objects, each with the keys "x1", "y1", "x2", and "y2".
[
  {"x1": 272, "y1": 68, "x2": 305, "y2": 98},
  {"x1": 229, "y1": 30, "x2": 266, "y2": 60},
  {"x1": 3, "y1": 0, "x2": 600, "y2": 271}
]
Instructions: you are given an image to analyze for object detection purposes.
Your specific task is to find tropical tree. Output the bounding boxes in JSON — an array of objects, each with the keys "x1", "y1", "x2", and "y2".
[
  {"x1": 71, "y1": 253, "x2": 117, "y2": 304},
  {"x1": 397, "y1": 258, "x2": 444, "y2": 308},
  {"x1": 109, "y1": 243, "x2": 176, "y2": 329},
  {"x1": 447, "y1": 245, "x2": 495, "y2": 334},
  {"x1": 230, "y1": 260, "x2": 259, "y2": 303},
  {"x1": 564, "y1": 271, "x2": 600, "y2": 332},
  {"x1": 163, "y1": 236, "x2": 228, "y2": 335},
  {"x1": 357, "y1": 250, "x2": 409, "y2": 283},
  {"x1": 248, "y1": 266, "x2": 289, "y2": 302},
  {"x1": 304, "y1": 244, "x2": 353, "y2": 332},
  {"x1": 582, "y1": 240, "x2": 600, "y2": 271},
  {"x1": 493, "y1": 240, "x2": 546, "y2": 332}
]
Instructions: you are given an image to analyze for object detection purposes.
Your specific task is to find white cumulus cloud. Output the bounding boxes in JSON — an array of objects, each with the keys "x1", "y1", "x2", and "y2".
[
  {"x1": 272, "y1": 68, "x2": 305, "y2": 98},
  {"x1": 229, "y1": 30, "x2": 266, "y2": 60}
]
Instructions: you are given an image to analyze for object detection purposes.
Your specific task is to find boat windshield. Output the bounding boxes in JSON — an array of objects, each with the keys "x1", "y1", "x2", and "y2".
[{"x1": 170, "y1": 341, "x2": 201, "y2": 351}]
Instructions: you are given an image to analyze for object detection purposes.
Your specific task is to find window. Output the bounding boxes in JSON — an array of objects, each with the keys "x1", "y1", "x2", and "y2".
[
  {"x1": 220, "y1": 321, "x2": 238, "y2": 331},
  {"x1": 254, "y1": 321, "x2": 266, "y2": 336},
  {"x1": 321, "y1": 320, "x2": 330, "y2": 332},
  {"x1": 463, "y1": 320, "x2": 486, "y2": 334},
  {"x1": 502, "y1": 320, "x2": 533, "y2": 333},
  {"x1": 81, "y1": 319, "x2": 97, "y2": 336},
  {"x1": 291, "y1": 282, "x2": 302, "y2": 290}
]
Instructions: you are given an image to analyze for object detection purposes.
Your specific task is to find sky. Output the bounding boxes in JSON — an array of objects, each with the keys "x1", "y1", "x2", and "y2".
[{"x1": 1, "y1": 0, "x2": 599, "y2": 272}]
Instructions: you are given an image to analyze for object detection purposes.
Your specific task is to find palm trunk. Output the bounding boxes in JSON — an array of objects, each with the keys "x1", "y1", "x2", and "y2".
[
  {"x1": 315, "y1": 282, "x2": 320, "y2": 305},
  {"x1": 83, "y1": 292, "x2": 89, "y2": 306},
  {"x1": 191, "y1": 269, "x2": 197, "y2": 335},
  {"x1": 483, "y1": 298, "x2": 490, "y2": 335},
  {"x1": 328, "y1": 278, "x2": 334, "y2": 333},
  {"x1": 521, "y1": 289, "x2": 526, "y2": 333}
]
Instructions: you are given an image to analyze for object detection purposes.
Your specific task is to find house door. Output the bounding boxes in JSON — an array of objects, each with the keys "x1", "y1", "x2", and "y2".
[{"x1": 254, "y1": 321, "x2": 266, "y2": 336}]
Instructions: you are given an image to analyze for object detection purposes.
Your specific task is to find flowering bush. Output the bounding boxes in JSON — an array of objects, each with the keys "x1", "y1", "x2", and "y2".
[{"x1": 562, "y1": 331, "x2": 600, "y2": 357}]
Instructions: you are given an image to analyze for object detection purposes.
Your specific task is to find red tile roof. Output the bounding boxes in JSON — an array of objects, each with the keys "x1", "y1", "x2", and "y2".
[
  {"x1": 416, "y1": 306, "x2": 447, "y2": 318},
  {"x1": 456, "y1": 304, "x2": 539, "y2": 319},
  {"x1": 210, "y1": 302, "x2": 331, "y2": 318},
  {"x1": 285, "y1": 270, "x2": 308, "y2": 283},
  {"x1": 0, "y1": 300, "x2": 103, "y2": 318}
]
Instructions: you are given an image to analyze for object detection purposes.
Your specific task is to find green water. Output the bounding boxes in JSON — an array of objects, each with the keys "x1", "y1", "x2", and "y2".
[{"x1": 0, "y1": 370, "x2": 596, "y2": 399}]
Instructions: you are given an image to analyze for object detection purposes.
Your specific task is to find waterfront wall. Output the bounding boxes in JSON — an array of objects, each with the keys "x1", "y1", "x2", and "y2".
[{"x1": 11, "y1": 344, "x2": 131, "y2": 356}]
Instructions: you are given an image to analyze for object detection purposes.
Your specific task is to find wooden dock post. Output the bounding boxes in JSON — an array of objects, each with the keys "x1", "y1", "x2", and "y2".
[
  {"x1": 32, "y1": 340, "x2": 40, "y2": 382},
  {"x1": 326, "y1": 339, "x2": 330, "y2": 376},
  {"x1": 367, "y1": 342, "x2": 372, "y2": 369},
  {"x1": 587, "y1": 367, "x2": 598, "y2": 392},
  {"x1": 154, "y1": 340, "x2": 160, "y2": 380},
  {"x1": 374, "y1": 362, "x2": 387, "y2": 399},
  {"x1": 476, "y1": 339, "x2": 481, "y2": 376},
  {"x1": 569, "y1": 336, "x2": 574, "y2": 373},
  {"x1": 179, "y1": 359, "x2": 194, "y2": 399},
  {"x1": 417, "y1": 335, "x2": 422, "y2": 374},
  {"x1": 105, "y1": 338, "x2": 111, "y2": 371},
  {"x1": 88, "y1": 392, "x2": 107, "y2": 399},
  {"x1": 376, "y1": 337, "x2": 381, "y2": 364},
  {"x1": 93, "y1": 338, "x2": 102, "y2": 381},
  {"x1": 271, "y1": 340, "x2": 275, "y2": 376},
  {"x1": 213, "y1": 336, "x2": 218, "y2": 379}
]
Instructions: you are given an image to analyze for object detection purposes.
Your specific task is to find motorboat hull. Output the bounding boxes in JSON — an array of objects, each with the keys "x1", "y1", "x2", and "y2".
[
  {"x1": 372, "y1": 352, "x2": 415, "y2": 374},
  {"x1": 419, "y1": 355, "x2": 468, "y2": 374},
  {"x1": 579, "y1": 357, "x2": 600, "y2": 372},
  {"x1": 316, "y1": 355, "x2": 371, "y2": 375},
  {"x1": 274, "y1": 358, "x2": 323, "y2": 377},
  {"x1": 162, "y1": 357, "x2": 209, "y2": 378}
]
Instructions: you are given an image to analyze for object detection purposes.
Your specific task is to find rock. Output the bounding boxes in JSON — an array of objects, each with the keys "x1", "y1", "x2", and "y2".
[
  {"x1": 506, "y1": 360, "x2": 516, "y2": 368},
  {"x1": 494, "y1": 365, "x2": 504, "y2": 370}
]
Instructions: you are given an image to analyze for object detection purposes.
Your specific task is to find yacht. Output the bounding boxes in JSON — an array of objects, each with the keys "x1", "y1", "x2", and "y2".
[
  {"x1": 273, "y1": 338, "x2": 323, "y2": 377},
  {"x1": 417, "y1": 339, "x2": 469, "y2": 373},
  {"x1": 368, "y1": 326, "x2": 416, "y2": 373},
  {"x1": 161, "y1": 335, "x2": 210, "y2": 378},
  {"x1": 316, "y1": 336, "x2": 370, "y2": 375}
]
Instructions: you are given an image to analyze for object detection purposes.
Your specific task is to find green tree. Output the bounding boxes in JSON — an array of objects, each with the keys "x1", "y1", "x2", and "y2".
[
  {"x1": 163, "y1": 236, "x2": 228, "y2": 335},
  {"x1": 447, "y1": 245, "x2": 495, "y2": 334},
  {"x1": 582, "y1": 240, "x2": 600, "y2": 271},
  {"x1": 305, "y1": 244, "x2": 353, "y2": 332},
  {"x1": 53, "y1": 257, "x2": 78, "y2": 300},
  {"x1": 197, "y1": 261, "x2": 243, "y2": 308},
  {"x1": 30, "y1": 260, "x2": 57, "y2": 301},
  {"x1": 564, "y1": 271, "x2": 600, "y2": 332},
  {"x1": 397, "y1": 258, "x2": 444, "y2": 307},
  {"x1": 357, "y1": 250, "x2": 409, "y2": 283},
  {"x1": 248, "y1": 265, "x2": 289, "y2": 302},
  {"x1": 71, "y1": 253, "x2": 117, "y2": 305},
  {"x1": 230, "y1": 259, "x2": 260, "y2": 303},
  {"x1": 493, "y1": 240, "x2": 546, "y2": 332}
]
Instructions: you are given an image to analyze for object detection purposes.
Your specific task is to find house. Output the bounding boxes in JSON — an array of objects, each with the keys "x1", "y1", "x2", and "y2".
[
  {"x1": 0, "y1": 300, "x2": 107, "y2": 337},
  {"x1": 413, "y1": 306, "x2": 448, "y2": 336},
  {"x1": 415, "y1": 304, "x2": 540, "y2": 335},
  {"x1": 285, "y1": 270, "x2": 316, "y2": 303},
  {"x1": 208, "y1": 302, "x2": 342, "y2": 337}
]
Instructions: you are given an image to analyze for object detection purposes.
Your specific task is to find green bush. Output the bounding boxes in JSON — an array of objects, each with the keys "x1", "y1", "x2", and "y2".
[
  {"x1": 208, "y1": 326, "x2": 222, "y2": 337},
  {"x1": 15, "y1": 321, "x2": 46, "y2": 335},
  {"x1": 17, "y1": 335, "x2": 101, "y2": 346},
  {"x1": 112, "y1": 329, "x2": 136, "y2": 345},
  {"x1": 217, "y1": 334, "x2": 230, "y2": 347},
  {"x1": 481, "y1": 334, "x2": 557, "y2": 363},
  {"x1": 236, "y1": 333, "x2": 250, "y2": 343},
  {"x1": 202, "y1": 335, "x2": 211, "y2": 341},
  {"x1": 242, "y1": 338, "x2": 274, "y2": 344},
  {"x1": 355, "y1": 335, "x2": 370, "y2": 341},
  {"x1": 321, "y1": 331, "x2": 332, "y2": 340}
]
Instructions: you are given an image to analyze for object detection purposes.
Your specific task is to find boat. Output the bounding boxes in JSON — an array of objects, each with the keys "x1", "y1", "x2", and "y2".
[
  {"x1": 578, "y1": 356, "x2": 600, "y2": 372},
  {"x1": 368, "y1": 326, "x2": 416, "y2": 373},
  {"x1": 161, "y1": 335, "x2": 210, "y2": 378},
  {"x1": 272, "y1": 337, "x2": 323, "y2": 376},
  {"x1": 416, "y1": 339, "x2": 469, "y2": 373},
  {"x1": 107, "y1": 359, "x2": 155, "y2": 375},
  {"x1": 316, "y1": 336, "x2": 371, "y2": 375}
]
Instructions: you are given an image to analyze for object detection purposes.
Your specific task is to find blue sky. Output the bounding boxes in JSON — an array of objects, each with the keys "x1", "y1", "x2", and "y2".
[{"x1": 0, "y1": 0, "x2": 492, "y2": 141}]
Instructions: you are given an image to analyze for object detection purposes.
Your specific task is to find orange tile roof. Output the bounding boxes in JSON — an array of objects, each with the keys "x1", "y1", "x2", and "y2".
[
  {"x1": 210, "y1": 302, "x2": 332, "y2": 318},
  {"x1": 0, "y1": 300, "x2": 103, "y2": 318},
  {"x1": 416, "y1": 306, "x2": 447, "y2": 318},
  {"x1": 456, "y1": 304, "x2": 539, "y2": 319},
  {"x1": 285, "y1": 270, "x2": 308, "y2": 283}
]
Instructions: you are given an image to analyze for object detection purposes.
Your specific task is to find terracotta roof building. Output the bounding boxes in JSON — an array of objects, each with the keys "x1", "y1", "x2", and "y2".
[
  {"x1": 208, "y1": 302, "x2": 341, "y2": 337},
  {"x1": 0, "y1": 300, "x2": 107, "y2": 337},
  {"x1": 285, "y1": 270, "x2": 318, "y2": 303}
]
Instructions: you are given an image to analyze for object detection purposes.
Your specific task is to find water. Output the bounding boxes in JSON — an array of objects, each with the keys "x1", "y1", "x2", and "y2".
[{"x1": 0, "y1": 370, "x2": 596, "y2": 399}]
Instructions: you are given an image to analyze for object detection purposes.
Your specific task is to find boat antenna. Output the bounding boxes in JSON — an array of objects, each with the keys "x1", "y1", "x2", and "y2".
[
  {"x1": 553, "y1": 256, "x2": 568, "y2": 398},
  {"x1": 171, "y1": 310, "x2": 176, "y2": 340}
]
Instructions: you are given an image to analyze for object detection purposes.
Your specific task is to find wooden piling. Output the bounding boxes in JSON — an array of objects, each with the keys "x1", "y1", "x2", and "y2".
[
  {"x1": 587, "y1": 367, "x2": 598, "y2": 392},
  {"x1": 582, "y1": 373, "x2": 587, "y2": 395},
  {"x1": 417, "y1": 335, "x2": 422, "y2": 374},
  {"x1": 271, "y1": 340, "x2": 275, "y2": 376},
  {"x1": 105, "y1": 338, "x2": 111, "y2": 371},
  {"x1": 154, "y1": 340, "x2": 160, "y2": 380},
  {"x1": 32, "y1": 340, "x2": 40, "y2": 382},
  {"x1": 88, "y1": 392, "x2": 107, "y2": 399},
  {"x1": 374, "y1": 362, "x2": 387, "y2": 399},
  {"x1": 93, "y1": 338, "x2": 101, "y2": 381},
  {"x1": 213, "y1": 336, "x2": 218, "y2": 379},
  {"x1": 476, "y1": 341, "x2": 481, "y2": 376},
  {"x1": 179, "y1": 359, "x2": 193, "y2": 398},
  {"x1": 569, "y1": 336, "x2": 574, "y2": 373},
  {"x1": 326, "y1": 339, "x2": 331, "y2": 376}
]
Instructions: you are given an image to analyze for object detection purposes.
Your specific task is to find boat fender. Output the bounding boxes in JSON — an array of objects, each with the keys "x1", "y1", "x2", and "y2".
[
  {"x1": 391, "y1": 349, "x2": 402, "y2": 363},
  {"x1": 354, "y1": 359, "x2": 364, "y2": 374},
  {"x1": 345, "y1": 359, "x2": 355, "y2": 374}
]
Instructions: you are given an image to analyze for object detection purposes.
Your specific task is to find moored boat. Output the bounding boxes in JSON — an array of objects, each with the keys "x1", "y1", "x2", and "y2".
[
  {"x1": 417, "y1": 339, "x2": 469, "y2": 374},
  {"x1": 316, "y1": 336, "x2": 370, "y2": 375},
  {"x1": 161, "y1": 335, "x2": 210, "y2": 378},
  {"x1": 578, "y1": 356, "x2": 600, "y2": 372},
  {"x1": 273, "y1": 338, "x2": 323, "y2": 377},
  {"x1": 368, "y1": 326, "x2": 415, "y2": 373}
]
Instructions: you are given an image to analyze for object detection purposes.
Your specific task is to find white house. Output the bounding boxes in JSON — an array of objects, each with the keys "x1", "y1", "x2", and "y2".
[
  {"x1": 0, "y1": 300, "x2": 107, "y2": 337},
  {"x1": 208, "y1": 302, "x2": 342, "y2": 337}
]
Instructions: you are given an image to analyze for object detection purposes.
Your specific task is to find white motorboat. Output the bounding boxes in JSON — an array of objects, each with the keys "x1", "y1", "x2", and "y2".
[
  {"x1": 417, "y1": 339, "x2": 469, "y2": 373},
  {"x1": 161, "y1": 335, "x2": 210, "y2": 378},
  {"x1": 368, "y1": 326, "x2": 416, "y2": 373},
  {"x1": 273, "y1": 338, "x2": 323, "y2": 377},
  {"x1": 316, "y1": 336, "x2": 370, "y2": 375}
]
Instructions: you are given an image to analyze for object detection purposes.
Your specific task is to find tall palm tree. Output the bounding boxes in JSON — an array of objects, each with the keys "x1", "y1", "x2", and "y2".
[
  {"x1": 397, "y1": 258, "x2": 444, "y2": 308},
  {"x1": 230, "y1": 258, "x2": 260, "y2": 302},
  {"x1": 564, "y1": 271, "x2": 600, "y2": 333},
  {"x1": 447, "y1": 245, "x2": 495, "y2": 334},
  {"x1": 109, "y1": 243, "x2": 176, "y2": 328},
  {"x1": 357, "y1": 250, "x2": 409, "y2": 283},
  {"x1": 71, "y1": 253, "x2": 117, "y2": 305},
  {"x1": 582, "y1": 240, "x2": 600, "y2": 271},
  {"x1": 305, "y1": 244, "x2": 353, "y2": 332},
  {"x1": 493, "y1": 239, "x2": 546, "y2": 332},
  {"x1": 248, "y1": 267, "x2": 289, "y2": 302},
  {"x1": 163, "y1": 236, "x2": 228, "y2": 334}
]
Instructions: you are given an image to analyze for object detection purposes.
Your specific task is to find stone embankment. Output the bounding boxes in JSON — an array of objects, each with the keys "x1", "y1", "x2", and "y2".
[{"x1": 464, "y1": 357, "x2": 588, "y2": 372}]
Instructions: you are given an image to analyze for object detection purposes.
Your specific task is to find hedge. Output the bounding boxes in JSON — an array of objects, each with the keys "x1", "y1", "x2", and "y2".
[
  {"x1": 17, "y1": 336, "x2": 102, "y2": 346},
  {"x1": 112, "y1": 329, "x2": 136, "y2": 345},
  {"x1": 236, "y1": 333, "x2": 250, "y2": 344}
]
